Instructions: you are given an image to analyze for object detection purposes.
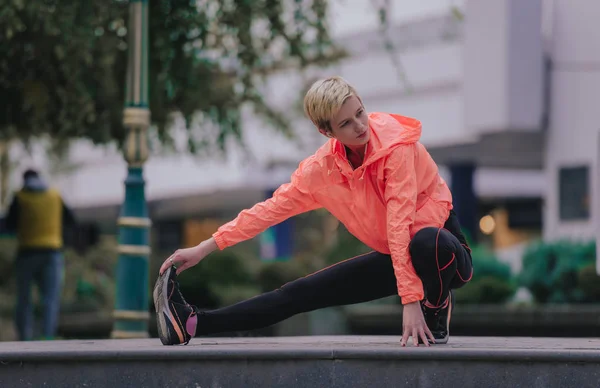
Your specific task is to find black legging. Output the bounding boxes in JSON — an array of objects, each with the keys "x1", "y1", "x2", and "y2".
[{"x1": 196, "y1": 210, "x2": 473, "y2": 335}]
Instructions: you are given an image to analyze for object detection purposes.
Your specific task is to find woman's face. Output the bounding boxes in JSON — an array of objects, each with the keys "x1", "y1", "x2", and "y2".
[{"x1": 323, "y1": 95, "x2": 370, "y2": 147}]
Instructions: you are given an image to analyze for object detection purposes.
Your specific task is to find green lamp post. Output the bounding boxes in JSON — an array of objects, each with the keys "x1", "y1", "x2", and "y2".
[{"x1": 111, "y1": 0, "x2": 152, "y2": 339}]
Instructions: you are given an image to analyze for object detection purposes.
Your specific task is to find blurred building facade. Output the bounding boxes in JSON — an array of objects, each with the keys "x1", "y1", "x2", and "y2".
[{"x1": 6, "y1": 0, "x2": 599, "y2": 270}]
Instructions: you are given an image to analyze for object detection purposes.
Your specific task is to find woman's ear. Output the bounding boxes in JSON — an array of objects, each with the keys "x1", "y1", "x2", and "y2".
[{"x1": 319, "y1": 128, "x2": 333, "y2": 138}]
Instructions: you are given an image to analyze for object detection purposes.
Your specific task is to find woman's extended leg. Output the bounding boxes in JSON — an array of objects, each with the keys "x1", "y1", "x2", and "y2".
[{"x1": 194, "y1": 251, "x2": 398, "y2": 335}]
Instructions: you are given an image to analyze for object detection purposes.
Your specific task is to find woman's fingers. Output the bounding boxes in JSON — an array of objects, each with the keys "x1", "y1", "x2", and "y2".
[
  {"x1": 418, "y1": 328, "x2": 430, "y2": 347},
  {"x1": 400, "y1": 324, "x2": 434, "y2": 347},
  {"x1": 159, "y1": 259, "x2": 169, "y2": 275},
  {"x1": 425, "y1": 326, "x2": 436, "y2": 344},
  {"x1": 159, "y1": 251, "x2": 180, "y2": 275},
  {"x1": 412, "y1": 328, "x2": 419, "y2": 347},
  {"x1": 401, "y1": 328, "x2": 409, "y2": 347}
]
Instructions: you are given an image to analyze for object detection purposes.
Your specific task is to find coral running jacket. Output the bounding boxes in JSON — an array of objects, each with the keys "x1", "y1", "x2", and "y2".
[{"x1": 213, "y1": 112, "x2": 453, "y2": 304}]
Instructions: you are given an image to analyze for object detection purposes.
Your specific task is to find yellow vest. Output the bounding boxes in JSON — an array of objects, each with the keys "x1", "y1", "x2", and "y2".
[{"x1": 16, "y1": 189, "x2": 63, "y2": 249}]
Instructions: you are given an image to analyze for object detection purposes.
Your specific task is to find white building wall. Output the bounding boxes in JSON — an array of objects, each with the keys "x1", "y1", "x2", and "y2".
[
  {"x1": 543, "y1": 0, "x2": 600, "y2": 242},
  {"x1": 463, "y1": 0, "x2": 544, "y2": 137}
]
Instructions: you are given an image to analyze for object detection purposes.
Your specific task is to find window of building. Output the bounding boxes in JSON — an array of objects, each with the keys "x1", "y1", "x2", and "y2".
[{"x1": 559, "y1": 166, "x2": 590, "y2": 221}]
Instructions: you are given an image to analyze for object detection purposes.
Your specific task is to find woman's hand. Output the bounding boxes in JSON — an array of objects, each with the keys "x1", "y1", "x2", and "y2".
[
  {"x1": 401, "y1": 301, "x2": 435, "y2": 347},
  {"x1": 159, "y1": 237, "x2": 218, "y2": 275}
]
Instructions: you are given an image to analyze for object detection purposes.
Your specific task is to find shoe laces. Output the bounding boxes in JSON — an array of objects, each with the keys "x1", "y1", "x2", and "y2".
[
  {"x1": 168, "y1": 270, "x2": 192, "y2": 307},
  {"x1": 175, "y1": 282, "x2": 192, "y2": 306}
]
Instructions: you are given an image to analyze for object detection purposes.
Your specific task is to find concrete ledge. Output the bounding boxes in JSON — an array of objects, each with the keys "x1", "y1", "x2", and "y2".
[
  {"x1": 1, "y1": 336, "x2": 600, "y2": 387},
  {"x1": 1, "y1": 336, "x2": 600, "y2": 362}
]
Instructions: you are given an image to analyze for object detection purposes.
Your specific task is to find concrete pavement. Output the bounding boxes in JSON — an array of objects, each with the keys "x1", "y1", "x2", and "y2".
[
  {"x1": 0, "y1": 336, "x2": 599, "y2": 387},
  {"x1": 1, "y1": 335, "x2": 600, "y2": 361}
]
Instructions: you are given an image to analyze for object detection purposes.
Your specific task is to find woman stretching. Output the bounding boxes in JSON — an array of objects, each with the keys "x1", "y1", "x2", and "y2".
[{"x1": 154, "y1": 76, "x2": 473, "y2": 347}]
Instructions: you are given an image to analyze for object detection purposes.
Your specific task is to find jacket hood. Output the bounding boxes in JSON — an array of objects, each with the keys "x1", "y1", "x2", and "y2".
[
  {"x1": 23, "y1": 175, "x2": 48, "y2": 192},
  {"x1": 329, "y1": 112, "x2": 423, "y2": 167}
]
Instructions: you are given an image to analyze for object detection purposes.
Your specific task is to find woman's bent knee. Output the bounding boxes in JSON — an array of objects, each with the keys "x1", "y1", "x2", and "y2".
[
  {"x1": 411, "y1": 227, "x2": 459, "y2": 253},
  {"x1": 409, "y1": 227, "x2": 440, "y2": 253},
  {"x1": 409, "y1": 227, "x2": 461, "y2": 271}
]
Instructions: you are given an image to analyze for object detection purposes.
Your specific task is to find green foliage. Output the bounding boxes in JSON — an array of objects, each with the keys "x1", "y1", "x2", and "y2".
[
  {"x1": 0, "y1": 237, "x2": 17, "y2": 289},
  {"x1": 209, "y1": 284, "x2": 262, "y2": 307},
  {"x1": 0, "y1": 237, "x2": 18, "y2": 316},
  {"x1": 519, "y1": 240, "x2": 596, "y2": 304},
  {"x1": 454, "y1": 245, "x2": 517, "y2": 304},
  {"x1": 61, "y1": 236, "x2": 118, "y2": 313},
  {"x1": 256, "y1": 260, "x2": 311, "y2": 293},
  {"x1": 0, "y1": 0, "x2": 341, "y2": 153},
  {"x1": 175, "y1": 249, "x2": 259, "y2": 309},
  {"x1": 578, "y1": 263, "x2": 600, "y2": 302},
  {"x1": 322, "y1": 226, "x2": 371, "y2": 266}
]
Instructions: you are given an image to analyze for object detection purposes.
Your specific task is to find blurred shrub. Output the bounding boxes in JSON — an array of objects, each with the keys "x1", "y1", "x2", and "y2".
[
  {"x1": 578, "y1": 263, "x2": 600, "y2": 302},
  {"x1": 256, "y1": 260, "x2": 311, "y2": 293},
  {"x1": 323, "y1": 227, "x2": 371, "y2": 267},
  {"x1": 0, "y1": 237, "x2": 17, "y2": 316},
  {"x1": 176, "y1": 249, "x2": 258, "y2": 309},
  {"x1": 519, "y1": 240, "x2": 595, "y2": 303},
  {"x1": 210, "y1": 285, "x2": 262, "y2": 307},
  {"x1": 454, "y1": 245, "x2": 517, "y2": 304},
  {"x1": 61, "y1": 236, "x2": 118, "y2": 313},
  {"x1": 0, "y1": 237, "x2": 17, "y2": 288}
]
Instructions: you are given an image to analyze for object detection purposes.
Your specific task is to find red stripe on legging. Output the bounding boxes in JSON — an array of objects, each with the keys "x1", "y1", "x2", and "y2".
[
  {"x1": 456, "y1": 266, "x2": 474, "y2": 283},
  {"x1": 435, "y1": 228, "x2": 443, "y2": 306},
  {"x1": 439, "y1": 253, "x2": 455, "y2": 271}
]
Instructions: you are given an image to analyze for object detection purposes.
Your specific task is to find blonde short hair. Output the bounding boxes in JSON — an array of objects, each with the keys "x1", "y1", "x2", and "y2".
[{"x1": 303, "y1": 76, "x2": 360, "y2": 133}]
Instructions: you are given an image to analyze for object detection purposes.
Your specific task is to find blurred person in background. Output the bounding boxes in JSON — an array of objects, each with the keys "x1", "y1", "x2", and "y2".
[
  {"x1": 5, "y1": 169, "x2": 76, "y2": 341},
  {"x1": 155, "y1": 76, "x2": 473, "y2": 347}
]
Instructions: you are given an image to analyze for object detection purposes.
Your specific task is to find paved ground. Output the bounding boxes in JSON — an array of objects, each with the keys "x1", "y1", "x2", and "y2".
[
  {"x1": 1, "y1": 336, "x2": 599, "y2": 361},
  {"x1": 2, "y1": 336, "x2": 600, "y2": 387}
]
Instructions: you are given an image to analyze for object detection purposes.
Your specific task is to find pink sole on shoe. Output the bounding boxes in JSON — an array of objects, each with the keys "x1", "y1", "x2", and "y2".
[{"x1": 186, "y1": 314, "x2": 197, "y2": 337}]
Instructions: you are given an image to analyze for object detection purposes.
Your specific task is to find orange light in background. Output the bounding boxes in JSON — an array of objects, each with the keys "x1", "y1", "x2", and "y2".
[{"x1": 479, "y1": 214, "x2": 496, "y2": 235}]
